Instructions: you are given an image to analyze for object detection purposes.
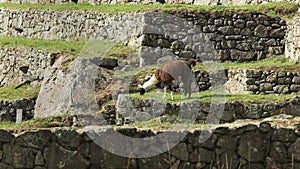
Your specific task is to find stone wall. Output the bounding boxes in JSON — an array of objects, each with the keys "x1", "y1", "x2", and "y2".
[
  {"x1": 0, "y1": 9, "x2": 143, "y2": 42},
  {"x1": 2, "y1": 0, "x2": 300, "y2": 5},
  {"x1": 0, "y1": 9, "x2": 286, "y2": 64},
  {"x1": 0, "y1": 9, "x2": 287, "y2": 88},
  {"x1": 0, "y1": 121, "x2": 300, "y2": 169},
  {"x1": 0, "y1": 47, "x2": 56, "y2": 86},
  {"x1": 115, "y1": 94, "x2": 300, "y2": 125},
  {"x1": 140, "y1": 11, "x2": 286, "y2": 66},
  {"x1": 0, "y1": 98, "x2": 36, "y2": 122},
  {"x1": 225, "y1": 68, "x2": 300, "y2": 94}
]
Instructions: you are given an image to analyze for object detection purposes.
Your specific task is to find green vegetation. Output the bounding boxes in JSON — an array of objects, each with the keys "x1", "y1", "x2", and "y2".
[
  {"x1": 199, "y1": 89, "x2": 298, "y2": 104},
  {"x1": 130, "y1": 119, "x2": 173, "y2": 129},
  {"x1": 0, "y1": 36, "x2": 135, "y2": 58},
  {"x1": 1, "y1": 35, "x2": 297, "y2": 70},
  {"x1": 223, "y1": 56, "x2": 298, "y2": 70},
  {"x1": 0, "y1": 36, "x2": 84, "y2": 55},
  {"x1": 0, "y1": 121, "x2": 16, "y2": 129},
  {"x1": 194, "y1": 56, "x2": 299, "y2": 71},
  {"x1": 0, "y1": 2, "x2": 298, "y2": 18},
  {"x1": 0, "y1": 83, "x2": 40, "y2": 100},
  {"x1": 105, "y1": 43, "x2": 136, "y2": 60},
  {"x1": 80, "y1": 40, "x2": 136, "y2": 60},
  {"x1": 0, "y1": 114, "x2": 74, "y2": 130},
  {"x1": 129, "y1": 88, "x2": 297, "y2": 105}
]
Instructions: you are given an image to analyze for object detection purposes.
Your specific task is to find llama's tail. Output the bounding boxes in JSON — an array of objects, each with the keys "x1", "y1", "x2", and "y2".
[{"x1": 139, "y1": 74, "x2": 159, "y2": 95}]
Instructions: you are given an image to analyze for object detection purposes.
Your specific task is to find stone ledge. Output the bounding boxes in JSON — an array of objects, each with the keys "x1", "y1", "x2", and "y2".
[
  {"x1": 0, "y1": 116, "x2": 300, "y2": 169},
  {"x1": 115, "y1": 94, "x2": 300, "y2": 125},
  {"x1": 225, "y1": 69, "x2": 300, "y2": 94}
]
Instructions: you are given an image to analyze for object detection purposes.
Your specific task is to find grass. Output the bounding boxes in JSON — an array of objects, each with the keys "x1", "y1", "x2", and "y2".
[
  {"x1": 80, "y1": 40, "x2": 136, "y2": 60},
  {"x1": 129, "y1": 88, "x2": 297, "y2": 105},
  {"x1": 194, "y1": 56, "x2": 298, "y2": 71},
  {"x1": 105, "y1": 43, "x2": 136, "y2": 60},
  {"x1": 0, "y1": 114, "x2": 75, "y2": 130},
  {"x1": 0, "y1": 2, "x2": 298, "y2": 18},
  {"x1": 0, "y1": 121, "x2": 16, "y2": 129},
  {"x1": 0, "y1": 83, "x2": 40, "y2": 100},
  {"x1": 0, "y1": 36, "x2": 84, "y2": 56},
  {"x1": 200, "y1": 89, "x2": 298, "y2": 104},
  {"x1": 1, "y1": 35, "x2": 296, "y2": 70},
  {"x1": 0, "y1": 36, "x2": 135, "y2": 59},
  {"x1": 223, "y1": 56, "x2": 298, "y2": 70}
]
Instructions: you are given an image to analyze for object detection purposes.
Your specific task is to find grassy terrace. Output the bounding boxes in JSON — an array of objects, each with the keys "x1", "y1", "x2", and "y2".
[
  {"x1": 0, "y1": 36, "x2": 85, "y2": 55},
  {"x1": 129, "y1": 88, "x2": 298, "y2": 104},
  {"x1": 0, "y1": 114, "x2": 75, "y2": 131},
  {"x1": 1, "y1": 36, "x2": 298, "y2": 69},
  {"x1": 0, "y1": 36, "x2": 135, "y2": 58},
  {"x1": 0, "y1": 2, "x2": 299, "y2": 129},
  {"x1": 195, "y1": 56, "x2": 299, "y2": 71},
  {"x1": 1, "y1": 109, "x2": 299, "y2": 131},
  {"x1": 1, "y1": 36, "x2": 300, "y2": 102},
  {"x1": 0, "y1": 2, "x2": 298, "y2": 18},
  {"x1": 0, "y1": 83, "x2": 40, "y2": 100}
]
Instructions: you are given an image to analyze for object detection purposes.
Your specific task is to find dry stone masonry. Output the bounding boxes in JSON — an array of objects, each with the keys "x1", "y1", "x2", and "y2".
[
  {"x1": 116, "y1": 94, "x2": 300, "y2": 124},
  {"x1": 0, "y1": 9, "x2": 143, "y2": 42},
  {"x1": 226, "y1": 69, "x2": 300, "y2": 94},
  {"x1": 0, "y1": 47, "x2": 54, "y2": 86},
  {"x1": 0, "y1": 3, "x2": 299, "y2": 169},
  {"x1": 0, "y1": 9, "x2": 286, "y2": 65},
  {"x1": 140, "y1": 11, "x2": 286, "y2": 66},
  {"x1": 0, "y1": 121, "x2": 300, "y2": 169},
  {"x1": 0, "y1": 98, "x2": 35, "y2": 122}
]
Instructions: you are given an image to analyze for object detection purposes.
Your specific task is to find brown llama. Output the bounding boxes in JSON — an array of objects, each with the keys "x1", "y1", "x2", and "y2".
[{"x1": 139, "y1": 59, "x2": 196, "y2": 100}]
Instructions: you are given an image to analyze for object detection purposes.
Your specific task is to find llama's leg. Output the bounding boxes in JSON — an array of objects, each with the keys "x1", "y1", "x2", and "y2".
[
  {"x1": 170, "y1": 90, "x2": 174, "y2": 101},
  {"x1": 183, "y1": 81, "x2": 191, "y2": 99},
  {"x1": 187, "y1": 84, "x2": 191, "y2": 99},
  {"x1": 170, "y1": 87, "x2": 174, "y2": 101},
  {"x1": 163, "y1": 85, "x2": 167, "y2": 100}
]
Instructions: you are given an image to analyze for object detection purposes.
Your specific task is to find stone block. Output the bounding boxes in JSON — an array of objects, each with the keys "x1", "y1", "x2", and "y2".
[
  {"x1": 290, "y1": 84, "x2": 300, "y2": 92},
  {"x1": 170, "y1": 143, "x2": 189, "y2": 161},
  {"x1": 288, "y1": 138, "x2": 300, "y2": 162},
  {"x1": 254, "y1": 25, "x2": 269, "y2": 37},
  {"x1": 272, "y1": 128, "x2": 297, "y2": 143},
  {"x1": 15, "y1": 130, "x2": 52, "y2": 150},
  {"x1": 12, "y1": 147, "x2": 34, "y2": 169},
  {"x1": 274, "y1": 85, "x2": 290, "y2": 94},
  {"x1": 237, "y1": 131, "x2": 269, "y2": 162},
  {"x1": 259, "y1": 83, "x2": 273, "y2": 91}
]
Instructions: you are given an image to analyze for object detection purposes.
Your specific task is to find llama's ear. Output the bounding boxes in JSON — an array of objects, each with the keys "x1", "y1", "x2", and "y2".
[
  {"x1": 191, "y1": 59, "x2": 196, "y2": 67},
  {"x1": 193, "y1": 61, "x2": 196, "y2": 67},
  {"x1": 140, "y1": 88, "x2": 146, "y2": 95}
]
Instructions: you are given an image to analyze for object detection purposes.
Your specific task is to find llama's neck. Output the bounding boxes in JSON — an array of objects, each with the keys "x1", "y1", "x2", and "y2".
[{"x1": 142, "y1": 74, "x2": 159, "y2": 90}]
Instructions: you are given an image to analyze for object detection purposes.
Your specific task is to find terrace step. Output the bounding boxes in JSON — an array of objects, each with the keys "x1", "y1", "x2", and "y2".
[
  {"x1": 225, "y1": 68, "x2": 300, "y2": 94},
  {"x1": 114, "y1": 94, "x2": 300, "y2": 125}
]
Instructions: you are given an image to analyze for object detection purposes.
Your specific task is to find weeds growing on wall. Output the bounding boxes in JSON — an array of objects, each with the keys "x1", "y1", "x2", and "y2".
[{"x1": 0, "y1": 2, "x2": 298, "y2": 18}]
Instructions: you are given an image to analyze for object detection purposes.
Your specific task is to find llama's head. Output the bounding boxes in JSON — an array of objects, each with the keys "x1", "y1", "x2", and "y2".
[
  {"x1": 138, "y1": 84, "x2": 146, "y2": 95},
  {"x1": 138, "y1": 74, "x2": 159, "y2": 95},
  {"x1": 140, "y1": 88, "x2": 146, "y2": 95}
]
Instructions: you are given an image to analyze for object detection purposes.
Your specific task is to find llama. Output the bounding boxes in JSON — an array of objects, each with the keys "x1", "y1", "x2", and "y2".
[{"x1": 139, "y1": 59, "x2": 196, "y2": 100}]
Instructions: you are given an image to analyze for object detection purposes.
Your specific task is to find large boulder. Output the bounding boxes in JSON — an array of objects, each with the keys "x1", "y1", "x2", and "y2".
[{"x1": 34, "y1": 56, "x2": 112, "y2": 118}]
